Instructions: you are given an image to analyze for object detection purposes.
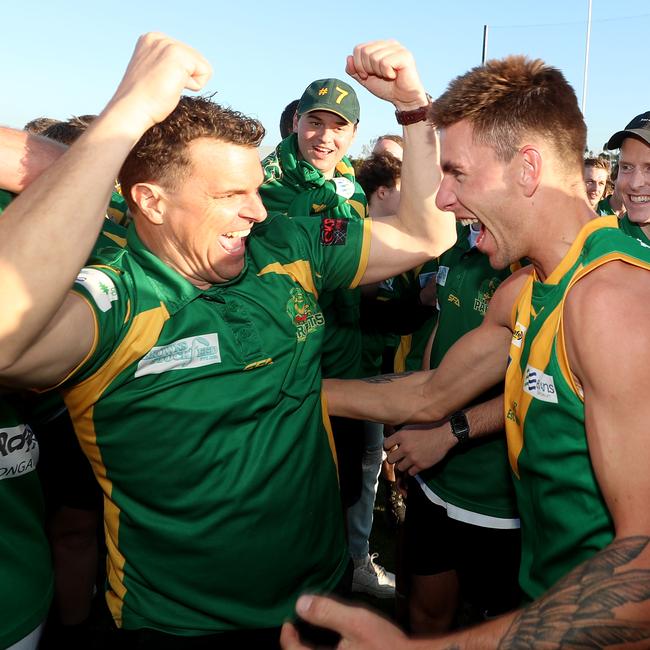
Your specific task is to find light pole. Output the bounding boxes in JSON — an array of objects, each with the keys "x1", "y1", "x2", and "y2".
[{"x1": 581, "y1": 0, "x2": 593, "y2": 114}]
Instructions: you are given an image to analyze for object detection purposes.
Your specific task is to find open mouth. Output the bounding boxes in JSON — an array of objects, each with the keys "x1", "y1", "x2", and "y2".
[
  {"x1": 458, "y1": 217, "x2": 486, "y2": 248},
  {"x1": 629, "y1": 195, "x2": 650, "y2": 204},
  {"x1": 218, "y1": 228, "x2": 251, "y2": 255},
  {"x1": 312, "y1": 145, "x2": 334, "y2": 158}
]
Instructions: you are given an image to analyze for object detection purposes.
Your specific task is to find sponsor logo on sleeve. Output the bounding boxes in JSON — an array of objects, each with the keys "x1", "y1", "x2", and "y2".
[
  {"x1": 75, "y1": 268, "x2": 118, "y2": 312},
  {"x1": 0, "y1": 424, "x2": 39, "y2": 480},
  {"x1": 523, "y1": 365, "x2": 558, "y2": 403},
  {"x1": 135, "y1": 334, "x2": 221, "y2": 378},
  {"x1": 511, "y1": 321, "x2": 527, "y2": 348},
  {"x1": 320, "y1": 217, "x2": 348, "y2": 246}
]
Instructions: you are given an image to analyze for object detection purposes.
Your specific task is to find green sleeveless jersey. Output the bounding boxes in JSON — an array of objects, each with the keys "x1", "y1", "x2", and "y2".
[
  {"x1": 505, "y1": 216, "x2": 650, "y2": 600},
  {"x1": 0, "y1": 396, "x2": 53, "y2": 648},
  {"x1": 62, "y1": 214, "x2": 370, "y2": 634},
  {"x1": 418, "y1": 225, "x2": 519, "y2": 522}
]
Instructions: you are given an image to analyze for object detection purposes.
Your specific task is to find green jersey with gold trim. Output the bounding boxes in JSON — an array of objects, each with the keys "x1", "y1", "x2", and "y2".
[
  {"x1": 0, "y1": 396, "x2": 53, "y2": 649},
  {"x1": 505, "y1": 216, "x2": 650, "y2": 600},
  {"x1": 64, "y1": 214, "x2": 370, "y2": 634},
  {"x1": 419, "y1": 224, "x2": 519, "y2": 521}
]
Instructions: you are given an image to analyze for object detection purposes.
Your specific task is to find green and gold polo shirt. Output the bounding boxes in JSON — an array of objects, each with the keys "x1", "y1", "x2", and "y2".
[{"x1": 62, "y1": 213, "x2": 370, "y2": 635}]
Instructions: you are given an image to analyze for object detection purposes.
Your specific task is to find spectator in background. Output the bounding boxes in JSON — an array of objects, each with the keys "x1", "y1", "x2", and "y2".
[
  {"x1": 372, "y1": 133, "x2": 403, "y2": 159},
  {"x1": 596, "y1": 163, "x2": 626, "y2": 217},
  {"x1": 584, "y1": 156, "x2": 610, "y2": 210},
  {"x1": 279, "y1": 99, "x2": 300, "y2": 139},
  {"x1": 606, "y1": 110, "x2": 650, "y2": 244}
]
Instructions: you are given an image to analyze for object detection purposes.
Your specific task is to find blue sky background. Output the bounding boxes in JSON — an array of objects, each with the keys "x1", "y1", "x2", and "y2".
[{"x1": 1, "y1": 0, "x2": 647, "y2": 157}]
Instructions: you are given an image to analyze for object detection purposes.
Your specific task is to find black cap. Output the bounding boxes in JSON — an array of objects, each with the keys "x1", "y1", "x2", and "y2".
[{"x1": 606, "y1": 111, "x2": 650, "y2": 150}]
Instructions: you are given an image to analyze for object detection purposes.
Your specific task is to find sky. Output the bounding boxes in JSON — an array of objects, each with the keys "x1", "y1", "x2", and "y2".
[{"x1": 0, "y1": 0, "x2": 648, "y2": 157}]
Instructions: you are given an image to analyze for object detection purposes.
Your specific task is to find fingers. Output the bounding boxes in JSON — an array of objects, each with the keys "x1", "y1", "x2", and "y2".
[
  {"x1": 349, "y1": 40, "x2": 405, "y2": 81},
  {"x1": 106, "y1": 32, "x2": 213, "y2": 138},
  {"x1": 280, "y1": 621, "x2": 312, "y2": 650},
  {"x1": 294, "y1": 594, "x2": 360, "y2": 638}
]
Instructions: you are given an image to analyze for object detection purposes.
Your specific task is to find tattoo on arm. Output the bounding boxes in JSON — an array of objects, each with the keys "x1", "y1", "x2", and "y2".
[
  {"x1": 497, "y1": 536, "x2": 650, "y2": 649},
  {"x1": 361, "y1": 371, "x2": 415, "y2": 384}
]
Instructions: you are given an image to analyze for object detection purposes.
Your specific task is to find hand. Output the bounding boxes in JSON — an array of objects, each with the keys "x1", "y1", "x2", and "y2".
[
  {"x1": 384, "y1": 422, "x2": 456, "y2": 475},
  {"x1": 280, "y1": 595, "x2": 410, "y2": 650},
  {"x1": 345, "y1": 40, "x2": 427, "y2": 111},
  {"x1": 104, "y1": 32, "x2": 212, "y2": 138}
]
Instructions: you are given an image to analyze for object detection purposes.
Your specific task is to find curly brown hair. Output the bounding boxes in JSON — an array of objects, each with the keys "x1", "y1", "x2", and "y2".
[
  {"x1": 356, "y1": 152, "x2": 402, "y2": 199},
  {"x1": 430, "y1": 55, "x2": 586, "y2": 170},
  {"x1": 119, "y1": 95, "x2": 265, "y2": 213}
]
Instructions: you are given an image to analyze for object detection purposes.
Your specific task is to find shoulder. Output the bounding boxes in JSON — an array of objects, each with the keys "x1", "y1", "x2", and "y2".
[
  {"x1": 566, "y1": 258, "x2": 650, "y2": 321},
  {"x1": 485, "y1": 264, "x2": 534, "y2": 328},
  {"x1": 564, "y1": 261, "x2": 650, "y2": 381}
]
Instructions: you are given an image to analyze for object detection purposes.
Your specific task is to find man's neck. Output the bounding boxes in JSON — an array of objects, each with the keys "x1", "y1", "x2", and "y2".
[{"x1": 527, "y1": 193, "x2": 595, "y2": 282}]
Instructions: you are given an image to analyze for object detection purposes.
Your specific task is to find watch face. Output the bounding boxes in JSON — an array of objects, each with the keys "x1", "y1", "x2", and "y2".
[{"x1": 451, "y1": 412, "x2": 469, "y2": 442}]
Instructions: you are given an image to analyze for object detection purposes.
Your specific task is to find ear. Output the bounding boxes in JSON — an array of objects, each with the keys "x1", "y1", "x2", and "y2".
[
  {"x1": 375, "y1": 185, "x2": 388, "y2": 201},
  {"x1": 130, "y1": 183, "x2": 167, "y2": 225},
  {"x1": 292, "y1": 112, "x2": 300, "y2": 133},
  {"x1": 518, "y1": 146, "x2": 542, "y2": 198}
]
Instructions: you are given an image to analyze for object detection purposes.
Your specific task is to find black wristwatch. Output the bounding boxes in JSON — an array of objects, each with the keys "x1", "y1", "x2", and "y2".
[{"x1": 449, "y1": 411, "x2": 470, "y2": 446}]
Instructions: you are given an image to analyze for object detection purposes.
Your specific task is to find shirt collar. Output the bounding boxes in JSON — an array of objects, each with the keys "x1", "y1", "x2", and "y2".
[{"x1": 126, "y1": 225, "x2": 239, "y2": 315}]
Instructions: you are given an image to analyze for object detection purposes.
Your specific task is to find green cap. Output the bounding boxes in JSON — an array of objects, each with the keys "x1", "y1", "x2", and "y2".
[{"x1": 297, "y1": 78, "x2": 360, "y2": 124}]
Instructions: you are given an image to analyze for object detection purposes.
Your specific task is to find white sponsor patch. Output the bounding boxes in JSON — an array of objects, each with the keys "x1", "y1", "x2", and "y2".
[
  {"x1": 511, "y1": 321, "x2": 527, "y2": 348},
  {"x1": 523, "y1": 365, "x2": 558, "y2": 403},
  {"x1": 75, "y1": 268, "x2": 118, "y2": 312},
  {"x1": 135, "y1": 334, "x2": 221, "y2": 378},
  {"x1": 0, "y1": 424, "x2": 39, "y2": 481},
  {"x1": 436, "y1": 266, "x2": 449, "y2": 286}
]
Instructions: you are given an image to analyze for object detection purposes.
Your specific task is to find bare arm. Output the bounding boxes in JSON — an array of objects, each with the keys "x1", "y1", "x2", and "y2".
[
  {"x1": 285, "y1": 261, "x2": 650, "y2": 650},
  {"x1": 384, "y1": 394, "x2": 504, "y2": 476},
  {"x1": 0, "y1": 33, "x2": 211, "y2": 370},
  {"x1": 345, "y1": 41, "x2": 456, "y2": 284},
  {"x1": 0, "y1": 127, "x2": 66, "y2": 193},
  {"x1": 324, "y1": 269, "x2": 528, "y2": 423}
]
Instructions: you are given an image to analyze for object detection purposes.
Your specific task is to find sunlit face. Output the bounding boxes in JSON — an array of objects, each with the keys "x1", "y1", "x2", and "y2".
[
  {"x1": 584, "y1": 165, "x2": 608, "y2": 208},
  {"x1": 436, "y1": 120, "x2": 525, "y2": 270},
  {"x1": 617, "y1": 137, "x2": 650, "y2": 225},
  {"x1": 159, "y1": 138, "x2": 267, "y2": 286},
  {"x1": 295, "y1": 110, "x2": 357, "y2": 178}
]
